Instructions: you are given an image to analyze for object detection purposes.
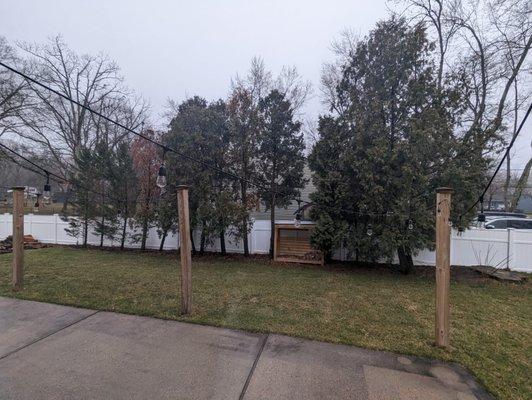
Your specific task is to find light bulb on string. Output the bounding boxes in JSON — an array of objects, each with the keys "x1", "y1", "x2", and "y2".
[
  {"x1": 294, "y1": 197, "x2": 303, "y2": 228},
  {"x1": 477, "y1": 196, "x2": 486, "y2": 228},
  {"x1": 407, "y1": 219, "x2": 414, "y2": 230},
  {"x1": 294, "y1": 213, "x2": 302, "y2": 228},
  {"x1": 156, "y1": 148, "x2": 168, "y2": 189},
  {"x1": 43, "y1": 173, "x2": 51, "y2": 203},
  {"x1": 366, "y1": 223, "x2": 373, "y2": 236}
]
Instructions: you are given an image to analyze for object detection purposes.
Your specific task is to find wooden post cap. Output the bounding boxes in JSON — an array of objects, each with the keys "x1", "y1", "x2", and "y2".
[
  {"x1": 176, "y1": 185, "x2": 190, "y2": 190},
  {"x1": 436, "y1": 187, "x2": 453, "y2": 194},
  {"x1": 11, "y1": 186, "x2": 25, "y2": 191}
]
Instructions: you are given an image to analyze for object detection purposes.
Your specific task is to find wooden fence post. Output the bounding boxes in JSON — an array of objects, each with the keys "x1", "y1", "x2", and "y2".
[
  {"x1": 435, "y1": 187, "x2": 453, "y2": 348},
  {"x1": 177, "y1": 185, "x2": 192, "y2": 315},
  {"x1": 12, "y1": 187, "x2": 25, "y2": 290}
]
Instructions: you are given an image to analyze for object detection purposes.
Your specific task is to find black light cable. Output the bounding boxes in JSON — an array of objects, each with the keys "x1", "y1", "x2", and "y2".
[
  {"x1": 459, "y1": 102, "x2": 532, "y2": 224},
  {"x1": 0, "y1": 61, "x2": 435, "y2": 222}
]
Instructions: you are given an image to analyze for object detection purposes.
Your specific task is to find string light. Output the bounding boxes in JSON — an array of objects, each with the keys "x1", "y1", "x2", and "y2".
[
  {"x1": 293, "y1": 198, "x2": 303, "y2": 228},
  {"x1": 407, "y1": 219, "x2": 414, "y2": 230},
  {"x1": 43, "y1": 173, "x2": 51, "y2": 203},
  {"x1": 477, "y1": 195, "x2": 486, "y2": 228},
  {"x1": 294, "y1": 213, "x2": 302, "y2": 228},
  {"x1": 156, "y1": 148, "x2": 168, "y2": 189},
  {"x1": 366, "y1": 223, "x2": 373, "y2": 236}
]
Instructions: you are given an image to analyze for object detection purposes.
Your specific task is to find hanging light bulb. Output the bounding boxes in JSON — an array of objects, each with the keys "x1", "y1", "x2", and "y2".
[
  {"x1": 156, "y1": 147, "x2": 168, "y2": 189},
  {"x1": 294, "y1": 213, "x2": 302, "y2": 228},
  {"x1": 43, "y1": 173, "x2": 51, "y2": 203},
  {"x1": 477, "y1": 196, "x2": 486, "y2": 228},
  {"x1": 477, "y1": 212, "x2": 486, "y2": 228},
  {"x1": 156, "y1": 163, "x2": 167, "y2": 188},
  {"x1": 366, "y1": 223, "x2": 373, "y2": 236},
  {"x1": 407, "y1": 219, "x2": 414, "y2": 230},
  {"x1": 293, "y1": 197, "x2": 303, "y2": 228}
]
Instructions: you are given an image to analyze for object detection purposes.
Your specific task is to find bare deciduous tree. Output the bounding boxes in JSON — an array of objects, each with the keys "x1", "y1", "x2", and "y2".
[
  {"x1": 398, "y1": 0, "x2": 532, "y2": 211},
  {"x1": 15, "y1": 36, "x2": 147, "y2": 180},
  {"x1": 0, "y1": 36, "x2": 31, "y2": 138}
]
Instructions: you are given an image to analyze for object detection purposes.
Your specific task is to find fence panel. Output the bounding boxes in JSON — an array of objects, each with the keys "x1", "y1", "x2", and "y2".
[{"x1": 1, "y1": 214, "x2": 531, "y2": 272}]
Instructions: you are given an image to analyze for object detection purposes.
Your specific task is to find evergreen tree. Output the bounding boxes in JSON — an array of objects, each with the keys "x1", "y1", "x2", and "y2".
[
  {"x1": 64, "y1": 147, "x2": 99, "y2": 246},
  {"x1": 91, "y1": 141, "x2": 118, "y2": 247},
  {"x1": 155, "y1": 187, "x2": 178, "y2": 251},
  {"x1": 256, "y1": 89, "x2": 306, "y2": 258},
  {"x1": 227, "y1": 88, "x2": 259, "y2": 256},
  {"x1": 108, "y1": 141, "x2": 138, "y2": 250},
  {"x1": 309, "y1": 18, "x2": 486, "y2": 272},
  {"x1": 164, "y1": 97, "x2": 247, "y2": 254}
]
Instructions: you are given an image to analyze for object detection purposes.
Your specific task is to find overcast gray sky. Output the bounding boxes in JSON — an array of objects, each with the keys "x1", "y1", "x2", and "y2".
[{"x1": 1, "y1": 0, "x2": 530, "y2": 168}]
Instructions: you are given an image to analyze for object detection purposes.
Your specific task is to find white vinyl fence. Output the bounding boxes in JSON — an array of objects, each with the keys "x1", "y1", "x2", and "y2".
[
  {"x1": 0, "y1": 213, "x2": 272, "y2": 254},
  {"x1": 1, "y1": 213, "x2": 531, "y2": 272}
]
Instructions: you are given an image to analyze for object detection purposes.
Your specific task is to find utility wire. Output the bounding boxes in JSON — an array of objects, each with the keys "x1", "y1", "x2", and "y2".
[
  {"x1": 0, "y1": 141, "x2": 127, "y2": 206},
  {"x1": 4, "y1": 61, "x2": 470, "y2": 222},
  {"x1": 460, "y1": 102, "x2": 532, "y2": 218},
  {"x1": 0, "y1": 61, "x2": 256, "y2": 188},
  {"x1": 1, "y1": 61, "x2": 416, "y2": 219}
]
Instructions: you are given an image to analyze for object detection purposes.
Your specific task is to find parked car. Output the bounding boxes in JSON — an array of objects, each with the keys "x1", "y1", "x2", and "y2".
[
  {"x1": 480, "y1": 211, "x2": 528, "y2": 220},
  {"x1": 485, "y1": 218, "x2": 532, "y2": 229}
]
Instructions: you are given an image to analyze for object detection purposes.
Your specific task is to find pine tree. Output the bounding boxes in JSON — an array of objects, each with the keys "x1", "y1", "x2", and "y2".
[
  {"x1": 65, "y1": 147, "x2": 99, "y2": 246},
  {"x1": 256, "y1": 89, "x2": 306, "y2": 258},
  {"x1": 309, "y1": 18, "x2": 486, "y2": 272}
]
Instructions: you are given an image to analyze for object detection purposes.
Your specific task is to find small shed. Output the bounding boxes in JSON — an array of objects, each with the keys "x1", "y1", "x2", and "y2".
[{"x1": 273, "y1": 223, "x2": 324, "y2": 265}]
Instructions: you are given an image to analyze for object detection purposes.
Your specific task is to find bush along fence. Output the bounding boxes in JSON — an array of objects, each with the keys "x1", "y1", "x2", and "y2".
[{"x1": 0, "y1": 213, "x2": 531, "y2": 272}]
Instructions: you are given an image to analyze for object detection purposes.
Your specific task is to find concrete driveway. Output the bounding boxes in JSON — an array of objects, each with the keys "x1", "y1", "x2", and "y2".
[{"x1": 0, "y1": 297, "x2": 492, "y2": 400}]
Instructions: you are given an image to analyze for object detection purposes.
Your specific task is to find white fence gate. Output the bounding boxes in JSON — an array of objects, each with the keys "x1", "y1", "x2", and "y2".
[{"x1": 1, "y1": 213, "x2": 531, "y2": 272}]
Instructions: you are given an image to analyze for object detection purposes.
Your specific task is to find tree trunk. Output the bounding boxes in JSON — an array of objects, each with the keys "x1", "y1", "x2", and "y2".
[
  {"x1": 269, "y1": 199, "x2": 275, "y2": 259},
  {"x1": 397, "y1": 246, "x2": 414, "y2": 275},
  {"x1": 510, "y1": 157, "x2": 532, "y2": 211},
  {"x1": 219, "y1": 229, "x2": 226, "y2": 255},
  {"x1": 200, "y1": 222, "x2": 206, "y2": 254},
  {"x1": 120, "y1": 217, "x2": 127, "y2": 250},
  {"x1": 141, "y1": 217, "x2": 148, "y2": 251},
  {"x1": 83, "y1": 215, "x2": 88, "y2": 247},
  {"x1": 241, "y1": 181, "x2": 249, "y2": 256},
  {"x1": 159, "y1": 229, "x2": 168, "y2": 251},
  {"x1": 504, "y1": 155, "x2": 511, "y2": 211},
  {"x1": 190, "y1": 228, "x2": 196, "y2": 254},
  {"x1": 99, "y1": 216, "x2": 105, "y2": 247}
]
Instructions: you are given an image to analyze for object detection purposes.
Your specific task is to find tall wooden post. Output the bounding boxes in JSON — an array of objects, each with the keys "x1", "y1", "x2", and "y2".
[
  {"x1": 435, "y1": 187, "x2": 453, "y2": 348},
  {"x1": 12, "y1": 187, "x2": 25, "y2": 290},
  {"x1": 177, "y1": 185, "x2": 192, "y2": 315}
]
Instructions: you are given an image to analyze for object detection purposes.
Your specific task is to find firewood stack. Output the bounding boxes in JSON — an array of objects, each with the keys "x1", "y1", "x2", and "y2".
[{"x1": 0, "y1": 235, "x2": 47, "y2": 254}]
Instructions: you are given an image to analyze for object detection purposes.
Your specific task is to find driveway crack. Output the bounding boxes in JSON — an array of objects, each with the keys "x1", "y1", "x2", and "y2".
[
  {"x1": 239, "y1": 333, "x2": 268, "y2": 400},
  {"x1": 0, "y1": 309, "x2": 100, "y2": 362}
]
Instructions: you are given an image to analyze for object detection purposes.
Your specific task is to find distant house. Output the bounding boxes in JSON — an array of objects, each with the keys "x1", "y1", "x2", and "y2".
[
  {"x1": 250, "y1": 166, "x2": 315, "y2": 222},
  {"x1": 6, "y1": 186, "x2": 40, "y2": 199}
]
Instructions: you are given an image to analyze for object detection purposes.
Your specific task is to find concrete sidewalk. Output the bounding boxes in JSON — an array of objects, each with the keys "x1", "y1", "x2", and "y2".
[{"x1": 0, "y1": 297, "x2": 492, "y2": 400}]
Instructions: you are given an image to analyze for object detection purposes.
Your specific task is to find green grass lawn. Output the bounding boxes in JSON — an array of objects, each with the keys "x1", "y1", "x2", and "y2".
[{"x1": 0, "y1": 247, "x2": 530, "y2": 400}]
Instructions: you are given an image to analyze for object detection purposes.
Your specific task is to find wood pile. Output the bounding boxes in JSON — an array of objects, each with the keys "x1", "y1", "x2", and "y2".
[{"x1": 0, "y1": 235, "x2": 47, "y2": 254}]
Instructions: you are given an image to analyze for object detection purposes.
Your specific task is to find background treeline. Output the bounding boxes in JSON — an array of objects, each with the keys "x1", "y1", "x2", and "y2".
[
  {"x1": 0, "y1": 0, "x2": 530, "y2": 270},
  {"x1": 0, "y1": 36, "x2": 309, "y2": 255}
]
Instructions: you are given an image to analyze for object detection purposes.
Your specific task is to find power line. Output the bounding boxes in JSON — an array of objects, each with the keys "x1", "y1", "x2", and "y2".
[
  {"x1": 460, "y1": 102, "x2": 532, "y2": 219},
  {"x1": 0, "y1": 141, "x2": 128, "y2": 206},
  {"x1": 1, "y1": 61, "x2": 419, "y2": 220},
  {"x1": 0, "y1": 61, "x2": 257, "y2": 188}
]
